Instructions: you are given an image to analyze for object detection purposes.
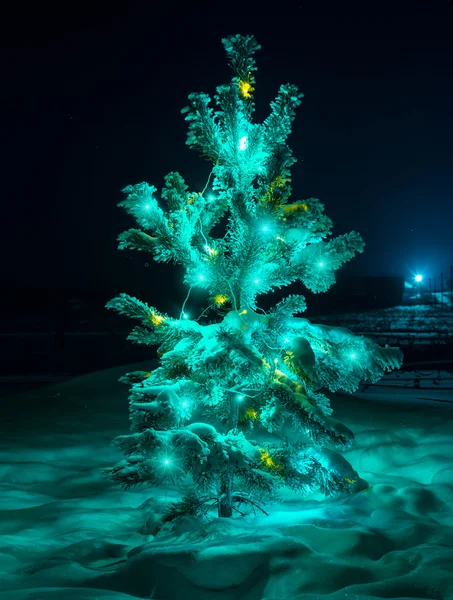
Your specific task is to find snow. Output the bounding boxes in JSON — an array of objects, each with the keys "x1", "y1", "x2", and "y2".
[{"x1": 1, "y1": 362, "x2": 453, "y2": 599}]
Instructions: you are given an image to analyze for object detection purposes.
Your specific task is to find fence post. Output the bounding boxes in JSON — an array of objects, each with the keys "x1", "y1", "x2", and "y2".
[
  {"x1": 450, "y1": 265, "x2": 453, "y2": 312},
  {"x1": 441, "y1": 272, "x2": 444, "y2": 307}
]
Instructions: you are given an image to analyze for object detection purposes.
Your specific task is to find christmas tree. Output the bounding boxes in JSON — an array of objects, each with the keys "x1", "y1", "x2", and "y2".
[{"x1": 105, "y1": 35, "x2": 403, "y2": 519}]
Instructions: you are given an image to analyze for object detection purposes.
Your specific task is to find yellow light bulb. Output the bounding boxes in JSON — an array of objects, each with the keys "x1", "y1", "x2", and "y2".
[
  {"x1": 213, "y1": 294, "x2": 228, "y2": 306},
  {"x1": 150, "y1": 311, "x2": 165, "y2": 326},
  {"x1": 239, "y1": 80, "x2": 253, "y2": 98},
  {"x1": 205, "y1": 245, "x2": 218, "y2": 259},
  {"x1": 245, "y1": 408, "x2": 259, "y2": 420}
]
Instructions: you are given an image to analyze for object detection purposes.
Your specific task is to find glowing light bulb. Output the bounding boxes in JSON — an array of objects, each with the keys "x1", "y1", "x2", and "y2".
[
  {"x1": 183, "y1": 313, "x2": 188, "y2": 319},
  {"x1": 262, "y1": 226, "x2": 268, "y2": 231},
  {"x1": 239, "y1": 80, "x2": 253, "y2": 98},
  {"x1": 284, "y1": 338, "x2": 290, "y2": 343},
  {"x1": 319, "y1": 262, "x2": 324, "y2": 267},
  {"x1": 150, "y1": 311, "x2": 165, "y2": 326},
  {"x1": 145, "y1": 204, "x2": 150, "y2": 209},
  {"x1": 237, "y1": 395, "x2": 244, "y2": 401},
  {"x1": 351, "y1": 353, "x2": 356, "y2": 359},
  {"x1": 164, "y1": 459, "x2": 170, "y2": 464},
  {"x1": 274, "y1": 358, "x2": 279, "y2": 364},
  {"x1": 214, "y1": 294, "x2": 228, "y2": 306},
  {"x1": 182, "y1": 401, "x2": 187, "y2": 407},
  {"x1": 239, "y1": 136, "x2": 248, "y2": 151},
  {"x1": 258, "y1": 167, "x2": 263, "y2": 171},
  {"x1": 209, "y1": 195, "x2": 215, "y2": 201},
  {"x1": 199, "y1": 275, "x2": 204, "y2": 280},
  {"x1": 415, "y1": 274, "x2": 423, "y2": 283},
  {"x1": 254, "y1": 279, "x2": 259, "y2": 284}
]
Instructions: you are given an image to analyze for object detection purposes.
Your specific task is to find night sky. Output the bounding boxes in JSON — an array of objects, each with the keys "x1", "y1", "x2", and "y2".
[{"x1": 3, "y1": 2, "x2": 453, "y2": 302}]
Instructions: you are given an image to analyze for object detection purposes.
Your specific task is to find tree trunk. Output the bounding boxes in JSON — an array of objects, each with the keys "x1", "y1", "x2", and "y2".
[
  {"x1": 218, "y1": 391, "x2": 239, "y2": 517},
  {"x1": 218, "y1": 472, "x2": 233, "y2": 517}
]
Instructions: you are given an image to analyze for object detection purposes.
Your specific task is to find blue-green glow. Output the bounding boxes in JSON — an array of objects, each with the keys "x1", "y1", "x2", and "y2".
[
  {"x1": 107, "y1": 33, "x2": 404, "y2": 520},
  {"x1": 415, "y1": 274, "x2": 423, "y2": 282}
]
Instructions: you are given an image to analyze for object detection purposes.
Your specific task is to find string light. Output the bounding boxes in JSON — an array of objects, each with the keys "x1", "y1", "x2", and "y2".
[
  {"x1": 245, "y1": 408, "x2": 259, "y2": 420},
  {"x1": 239, "y1": 80, "x2": 253, "y2": 98},
  {"x1": 259, "y1": 449, "x2": 283, "y2": 472},
  {"x1": 239, "y1": 136, "x2": 248, "y2": 151},
  {"x1": 213, "y1": 294, "x2": 228, "y2": 306},
  {"x1": 319, "y1": 262, "x2": 324, "y2": 267},
  {"x1": 204, "y1": 245, "x2": 218, "y2": 258},
  {"x1": 237, "y1": 395, "x2": 244, "y2": 401},
  {"x1": 150, "y1": 311, "x2": 165, "y2": 326}
]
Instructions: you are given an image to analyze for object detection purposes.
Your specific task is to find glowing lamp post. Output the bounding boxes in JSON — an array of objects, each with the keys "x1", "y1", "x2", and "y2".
[{"x1": 415, "y1": 274, "x2": 423, "y2": 298}]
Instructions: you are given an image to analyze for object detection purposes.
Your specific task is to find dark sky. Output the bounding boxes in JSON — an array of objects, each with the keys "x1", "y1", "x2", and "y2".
[{"x1": 3, "y1": 1, "x2": 453, "y2": 298}]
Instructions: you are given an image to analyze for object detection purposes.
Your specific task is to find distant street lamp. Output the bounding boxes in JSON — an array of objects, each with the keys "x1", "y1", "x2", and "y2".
[{"x1": 415, "y1": 273, "x2": 423, "y2": 299}]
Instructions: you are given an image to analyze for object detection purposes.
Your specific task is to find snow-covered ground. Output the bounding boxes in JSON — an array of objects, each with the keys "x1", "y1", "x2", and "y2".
[{"x1": 1, "y1": 362, "x2": 453, "y2": 600}]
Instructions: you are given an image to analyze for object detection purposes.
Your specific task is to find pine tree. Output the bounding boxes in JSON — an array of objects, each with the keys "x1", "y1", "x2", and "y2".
[{"x1": 105, "y1": 35, "x2": 403, "y2": 519}]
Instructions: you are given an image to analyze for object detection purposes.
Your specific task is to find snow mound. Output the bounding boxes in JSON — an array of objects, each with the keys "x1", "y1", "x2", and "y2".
[{"x1": 0, "y1": 362, "x2": 452, "y2": 600}]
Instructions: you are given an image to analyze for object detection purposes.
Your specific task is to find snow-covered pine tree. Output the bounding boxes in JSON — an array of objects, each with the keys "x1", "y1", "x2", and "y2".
[{"x1": 105, "y1": 34, "x2": 403, "y2": 519}]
